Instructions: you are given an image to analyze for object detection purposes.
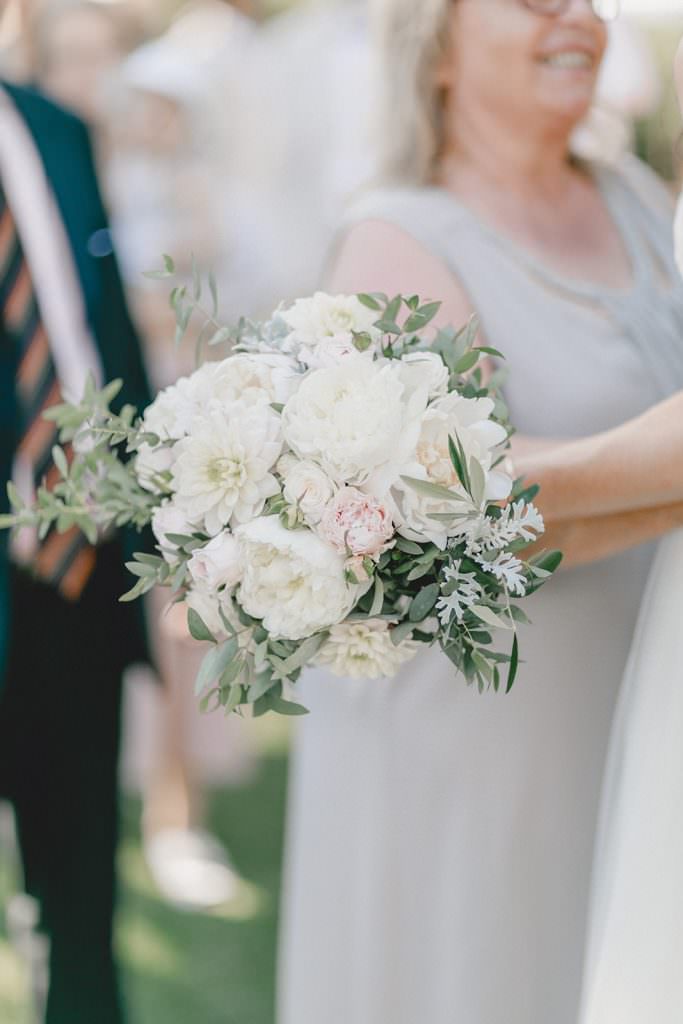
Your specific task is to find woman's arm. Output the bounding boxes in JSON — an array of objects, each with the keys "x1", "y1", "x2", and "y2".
[
  {"x1": 327, "y1": 219, "x2": 475, "y2": 329},
  {"x1": 515, "y1": 392, "x2": 683, "y2": 523},
  {"x1": 538, "y1": 501, "x2": 683, "y2": 569}
]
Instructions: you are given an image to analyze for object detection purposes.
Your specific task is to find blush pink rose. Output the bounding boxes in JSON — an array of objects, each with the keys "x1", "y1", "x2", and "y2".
[{"x1": 319, "y1": 488, "x2": 394, "y2": 558}]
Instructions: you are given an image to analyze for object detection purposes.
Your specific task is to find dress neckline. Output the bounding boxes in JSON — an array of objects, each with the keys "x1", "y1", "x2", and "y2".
[{"x1": 423, "y1": 161, "x2": 650, "y2": 302}]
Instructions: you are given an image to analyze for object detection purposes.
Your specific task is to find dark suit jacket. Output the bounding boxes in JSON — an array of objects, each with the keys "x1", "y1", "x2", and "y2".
[{"x1": 0, "y1": 82, "x2": 152, "y2": 683}]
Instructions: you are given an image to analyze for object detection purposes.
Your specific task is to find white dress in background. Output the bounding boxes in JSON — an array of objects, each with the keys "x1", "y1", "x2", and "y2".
[
  {"x1": 578, "y1": 200, "x2": 683, "y2": 1023},
  {"x1": 277, "y1": 161, "x2": 683, "y2": 1024}
]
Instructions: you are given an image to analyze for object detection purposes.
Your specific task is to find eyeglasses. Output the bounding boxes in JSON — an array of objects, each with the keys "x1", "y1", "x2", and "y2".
[{"x1": 520, "y1": 0, "x2": 620, "y2": 20}]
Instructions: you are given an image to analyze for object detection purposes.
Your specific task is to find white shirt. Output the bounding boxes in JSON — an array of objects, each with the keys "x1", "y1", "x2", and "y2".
[
  {"x1": 0, "y1": 86, "x2": 102, "y2": 400},
  {"x1": 0, "y1": 86, "x2": 103, "y2": 558}
]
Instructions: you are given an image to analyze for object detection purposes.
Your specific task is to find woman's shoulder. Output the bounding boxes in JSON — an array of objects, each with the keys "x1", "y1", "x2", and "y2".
[{"x1": 342, "y1": 183, "x2": 468, "y2": 237}]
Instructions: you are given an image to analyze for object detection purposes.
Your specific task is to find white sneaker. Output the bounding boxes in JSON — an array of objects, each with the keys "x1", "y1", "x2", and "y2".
[{"x1": 143, "y1": 828, "x2": 241, "y2": 911}]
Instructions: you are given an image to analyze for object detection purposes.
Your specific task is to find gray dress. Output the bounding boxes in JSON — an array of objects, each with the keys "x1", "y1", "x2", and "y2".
[{"x1": 277, "y1": 158, "x2": 683, "y2": 1024}]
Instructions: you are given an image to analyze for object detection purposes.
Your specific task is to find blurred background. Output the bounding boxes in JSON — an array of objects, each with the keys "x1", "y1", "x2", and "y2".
[{"x1": 0, "y1": 0, "x2": 682, "y2": 1020}]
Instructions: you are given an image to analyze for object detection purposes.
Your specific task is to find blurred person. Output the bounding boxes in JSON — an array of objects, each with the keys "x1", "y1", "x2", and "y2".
[
  {"x1": 277, "y1": 3, "x2": 683, "y2": 1024},
  {"x1": 30, "y1": 0, "x2": 141, "y2": 126},
  {"x1": 0, "y1": 74, "x2": 150, "y2": 1024},
  {"x1": 105, "y1": 1, "x2": 260, "y2": 910}
]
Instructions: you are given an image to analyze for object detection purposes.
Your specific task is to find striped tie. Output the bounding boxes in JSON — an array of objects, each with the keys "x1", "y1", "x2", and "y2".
[{"x1": 0, "y1": 180, "x2": 96, "y2": 600}]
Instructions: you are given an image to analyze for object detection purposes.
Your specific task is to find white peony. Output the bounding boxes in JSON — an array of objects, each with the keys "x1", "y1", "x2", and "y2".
[
  {"x1": 398, "y1": 352, "x2": 449, "y2": 399},
  {"x1": 280, "y1": 292, "x2": 380, "y2": 366},
  {"x1": 392, "y1": 394, "x2": 511, "y2": 548},
  {"x1": 172, "y1": 402, "x2": 282, "y2": 536},
  {"x1": 187, "y1": 532, "x2": 243, "y2": 592},
  {"x1": 280, "y1": 457, "x2": 335, "y2": 525},
  {"x1": 189, "y1": 352, "x2": 299, "y2": 408},
  {"x1": 314, "y1": 619, "x2": 420, "y2": 679},
  {"x1": 151, "y1": 502, "x2": 197, "y2": 562},
  {"x1": 236, "y1": 516, "x2": 360, "y2": 640},
  {"x1": 282, "y1": 358, "x2": 428, "y2": 488}
]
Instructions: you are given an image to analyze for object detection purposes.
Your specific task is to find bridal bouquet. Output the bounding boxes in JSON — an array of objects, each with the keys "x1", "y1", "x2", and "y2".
[{"x1": 1, "y1": 276, "x2": 559, "y2": 716}]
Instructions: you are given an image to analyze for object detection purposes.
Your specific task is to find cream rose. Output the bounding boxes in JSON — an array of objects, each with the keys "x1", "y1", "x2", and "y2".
[
  {"x1": 187, "y1": 532, "x2": 243, "y2": 592},
  {"x1": 280, "y1": 458, "x2": 335, "y2": 525}
]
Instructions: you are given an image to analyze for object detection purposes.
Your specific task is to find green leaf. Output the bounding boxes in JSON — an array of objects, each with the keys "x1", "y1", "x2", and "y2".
[
  {"x1": 357, "y1": 293, "x2": 382, "y2": 311},
  {"x1": 408, "y1": 583, "x2": 440, "y2": 623},
  {"x1": 194, "y1": 637, "x2": 239, "y2": 696},
  {"x1": 471, "y1": 605, "x2": 514, "y2": 631},
  {"x1": 219, "y1": 658, "x2": 245, "y2": 689},
  {"x1": 272, "y1": 633, "x2": 327, "y2": 677},
  {"x1": 390, "y1": 620, "x2": 415, "y2": 646},
  {"x1": 191, "y1": 253, "x2": 201, "y2": 301},
  {"x1": 163, "y1": 253, "x2": 175, "y2": 274},
  {"x1": 51, "y1": 445, "x2": 69, "y2": 479},
  {"x1": 209, "y1": 271, "x2": 218, "y2": 318},
  {"x1": 223, "y1": 685, "x2": 244, "y2": 714},
  {"x1": 384, "y1": 294, "x2": 402, "y2": 323},
  {"x1": 369, "y1": 575, "x2": 384, "y2": 617},
  {"x1": 505, "y1": 633, "x2": 519, "y2": 693},
  {"x1": 476, "y1": 346, "x2": 505, "y2": 359},
  {"x1": 267, "y1": 695, "x2": 309, "y2": 716},
  {"x1": 400, "y1": 475, "x2": 465, "y2": 504},
  {"x1": 453, "y1": 350, "x2": 480, "y2": 375},
  {"x1": 394, "y1": 537, "x2": 423, "y2": 555},
  {"x1": 530, "y1": 550, "x2": 563, "y2": 575},
  {"x1": 247, "y1": 670, "x2": 276, "y2": 703},
  {"x1": 468, "y1": 457, "x2": 486, "y2": 508},
  {"x1": 187, "y1": 607, "x2": 216, "y2": 643},
  {"x1": 208, "y1": 327, "x2": 232, "y2": 348}
]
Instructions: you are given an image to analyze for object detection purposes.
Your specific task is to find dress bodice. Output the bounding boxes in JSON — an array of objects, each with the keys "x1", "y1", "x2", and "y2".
[{"x1": 343, "y1": 157, "x2": 683, "y2": 438}]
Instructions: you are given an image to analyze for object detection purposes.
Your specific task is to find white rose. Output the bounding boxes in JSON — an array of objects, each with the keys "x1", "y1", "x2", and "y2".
[
  {"x1": 280, "y1": 459, "x2": 335, "y2": 525},
  {"x1": 151, "y1": 502, "x2": 197, "y2": 562},
  {"x1": 172, "y1": 401, "x2": 282, "y2": 536},
  {"x1": 398, "y1": 352, "x2": 449, "y2": 399},
  {"x1": 236, "y1": 516, "x2": 360, "y2": 640},
  {"x1": 314, "y1": 619, "x2": 420, "y2": 679},
  {"x1": 393, "y1": 394, "x2": 511, "y2": 548},
  {"x1": 190, "y1": 352, "x2": 299, "y2": 408},
  {"x1": 280, "y1": 293, "x2": 380, "y2": 367},
  {"x1": 188, "y1": 532, "x2": 243, "y2": 591},
  {"x1": 282, "y1": 359, "x2": 428, "y2": 488}
]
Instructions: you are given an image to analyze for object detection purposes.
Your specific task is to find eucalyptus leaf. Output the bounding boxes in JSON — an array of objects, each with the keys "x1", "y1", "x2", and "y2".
[
  {"x1": 408, "y1": 583, "x2": 440, "y2": 623},
  {"x1": 187, "y1": 607, "x2": 216, "y2": 644}
]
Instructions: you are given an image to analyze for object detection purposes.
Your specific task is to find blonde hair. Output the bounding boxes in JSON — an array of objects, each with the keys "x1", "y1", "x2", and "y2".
[{"x1": 371, "y1": 0, "x2": 452, "y2": 185}]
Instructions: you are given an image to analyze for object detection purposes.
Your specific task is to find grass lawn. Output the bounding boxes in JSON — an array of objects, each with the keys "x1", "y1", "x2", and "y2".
[{"x1": 0, "y1": 720, "x2": 290, "y2": 1024}]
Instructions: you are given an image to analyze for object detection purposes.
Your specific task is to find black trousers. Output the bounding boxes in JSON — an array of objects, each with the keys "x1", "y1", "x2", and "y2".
[{"x1": 0, "y1": 545, "x2": 134, "y2": 1024}]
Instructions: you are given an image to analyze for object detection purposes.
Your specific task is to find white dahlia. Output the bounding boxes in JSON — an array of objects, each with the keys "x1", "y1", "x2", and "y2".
[
  {"x1": 314, "y1": 619, "x2": 420, "y2": 679},
  {"x1": 236, "y1": 517, "x2": 360, "y2": 640},
  {"x1": 172, "y1": 402, "x2": 282, "y2": 536}
]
